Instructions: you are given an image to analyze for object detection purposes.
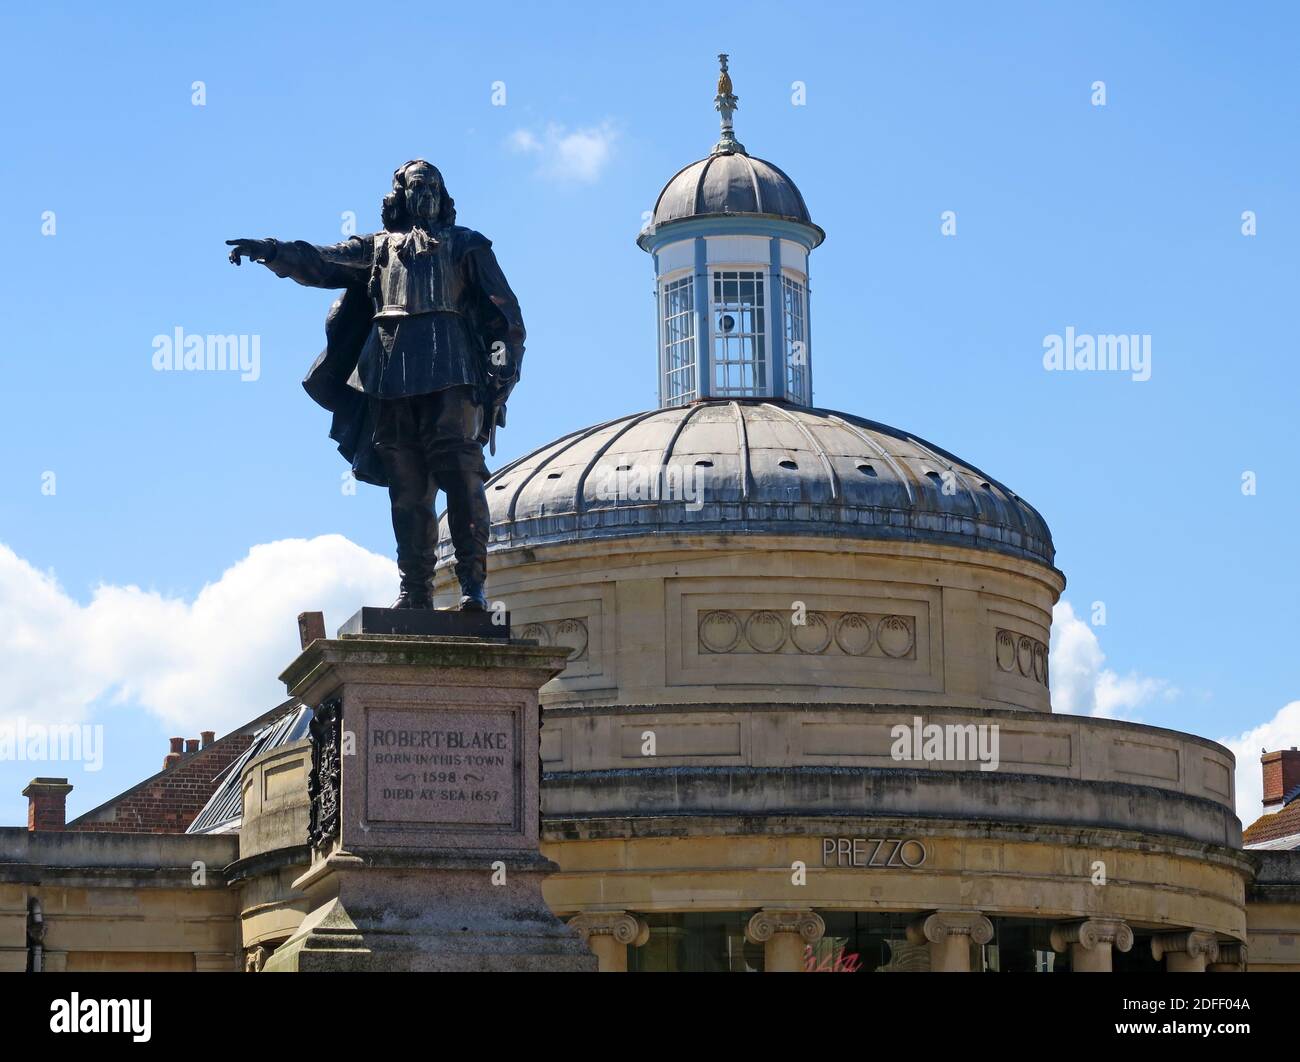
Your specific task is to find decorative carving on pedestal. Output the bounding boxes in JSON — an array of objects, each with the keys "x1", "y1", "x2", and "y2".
[
  {"x1": 1049, "y1": 918, "x2": 1134, "y2": 955},
  {"x1": 568, "y1": 912, "x2": 651, "y2": 947},
  {"x1": 245, "y1": 945, "x2": 268, "y2": 973},
  {"x1": 306, "y1": 695, "x2": 343, "y2": 850}
]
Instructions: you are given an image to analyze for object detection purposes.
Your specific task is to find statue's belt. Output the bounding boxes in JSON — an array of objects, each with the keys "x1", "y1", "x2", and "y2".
[{"x1": 373, "y1": 305, "x2": 465, "y2": 322}]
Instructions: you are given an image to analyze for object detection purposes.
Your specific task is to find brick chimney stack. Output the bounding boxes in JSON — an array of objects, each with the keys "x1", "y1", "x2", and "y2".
[
  {"x1": 23, "y1": 778, "x2": 73, "y2": 831},
  {"x1": 164, "y1": 737, "x2": 184, "y2": 769},
  {"x1": 1262, "y1": 747, "x2": 1300, "y2": 812},
  {"x1": 201, "y1": 730, "x2": 215, "y2": 749},
  {"x1": 184, "y1": 738, "x2": 199, "y2": 755}
]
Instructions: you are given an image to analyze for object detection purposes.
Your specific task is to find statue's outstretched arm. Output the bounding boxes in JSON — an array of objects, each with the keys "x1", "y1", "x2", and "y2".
[{"x1": 226, "y1": 235, "x2": 374, "y2": 290}]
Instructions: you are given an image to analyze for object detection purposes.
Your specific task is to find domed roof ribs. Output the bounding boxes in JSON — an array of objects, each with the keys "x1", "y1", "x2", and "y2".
[
  {"x1": 656, "y1": 401, "x2": 706, "y2": 474},
  {"x1": 499, "y1": 416, "x2": 630, "y2": 523},
  {"x1": 824, "y1": 413, "x2": 916, "y2": 505},
  {"x1": 745, "y1": 159, "x2": 764, "y2": 213},
  {"x1": 763, "y1": 402, "x2": 839, "y2": 502},
  {"x1": 574, "y1": 409, "x2": 675, "y2": 515},
  {"x1": 906, "y1": 436, "x2": 985, "y2": 517},
  {"x1": 761, "y1": 159, "x2": 813, "y2": 227},
  {"x1": 730, "y1": 401, "x2": 752, "y2": 501},
  {"x1": 895, "y1": 428, "x2": 1036, "y2": 539}
]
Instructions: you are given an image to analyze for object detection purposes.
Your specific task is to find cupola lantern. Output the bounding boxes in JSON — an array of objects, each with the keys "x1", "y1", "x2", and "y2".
[{"x1": 638, "y1": 54, "x2": 825, "y2": 409}]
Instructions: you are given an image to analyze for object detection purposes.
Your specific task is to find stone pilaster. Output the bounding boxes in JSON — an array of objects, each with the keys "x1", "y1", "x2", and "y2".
[
  {"x1": 745, "y1": 908, "x2": 825, "y2": 972},
  {"x1": 1049, "y1": 918, "x2": 1133, "y2": 972},
  {"x1": 906, "y1": 911, "x2": 993, "y2": 972},
  {"x1": 567, "y1": 912, "x2": 650, "y2": 972},
  {"x1": 1151, "y1": 930, "x2": 1220, "y2": 972}
]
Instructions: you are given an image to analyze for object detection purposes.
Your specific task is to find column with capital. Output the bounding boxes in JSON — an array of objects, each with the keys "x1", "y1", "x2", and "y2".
[
  {"x1": 906, "y1": 912, "x2": 993, "y2": 972},
  {"x1": 1151, "y1": 930, "x2": 1220, "y2": 972},
  {"x1": 745, "y1": 908, "x2": 825, "y2": 972},
  {"x1": 1050, "y1": 918, "x2": 1133, "y2": 972},
  {"x1": 1207, "y1": 941, "x2": 1247, "y2": 973},
  {"x1": 567, "y1": 912, "x2": 650, "y2": 972}
]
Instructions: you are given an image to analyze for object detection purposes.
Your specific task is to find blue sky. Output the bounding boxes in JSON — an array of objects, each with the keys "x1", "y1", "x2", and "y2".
[{"x1": 1, "y1": 1, "x2": 1297, "y2": 825}]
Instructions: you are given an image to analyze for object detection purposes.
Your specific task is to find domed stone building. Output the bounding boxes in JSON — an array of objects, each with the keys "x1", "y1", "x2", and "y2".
[
  {"x1": 422, "y1": 55, "x2": 1259, "y2": 973},
  {"x1": 7, "y1": 56, "x2": 1299, "y2": 977}
]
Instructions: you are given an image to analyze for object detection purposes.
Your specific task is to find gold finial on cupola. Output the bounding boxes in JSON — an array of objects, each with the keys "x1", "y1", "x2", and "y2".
[{"x1": 712, "y1": 53, "x2": 746, "y2": 155}]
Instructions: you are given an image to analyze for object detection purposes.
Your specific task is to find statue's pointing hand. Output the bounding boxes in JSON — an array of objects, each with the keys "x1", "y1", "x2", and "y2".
[{"x1": 226, "y1": 238, "x2": 277, "y2": 266}]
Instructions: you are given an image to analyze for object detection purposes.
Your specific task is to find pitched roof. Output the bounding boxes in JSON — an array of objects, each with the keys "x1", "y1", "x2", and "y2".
[
  {"x1": 64, "y1": 702, "x2": 291, "y2": 833},
  {"x1": 1243, "y1": 796, "x2": 1300, "y2": 849},
  {"x1": 187, "y1": 704, "x2": 310, "y2": 835}
]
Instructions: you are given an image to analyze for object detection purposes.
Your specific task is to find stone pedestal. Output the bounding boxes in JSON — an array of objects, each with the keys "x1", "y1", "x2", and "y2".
[{"x1": 263, "y1": 622, "x2": 595, "y2": 972}]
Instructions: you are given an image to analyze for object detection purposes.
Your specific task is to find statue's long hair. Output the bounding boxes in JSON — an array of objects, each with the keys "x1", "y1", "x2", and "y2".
[{"x1": 381, "y1": 159, "x2": 457, "y2": 231}]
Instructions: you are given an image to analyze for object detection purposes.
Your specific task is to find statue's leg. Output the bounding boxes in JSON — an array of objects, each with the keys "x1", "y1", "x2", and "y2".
[
  {"x1": 373, "y1": 397, "x2": 436, "y2": 608},
  {"x1": 423, "y1": 387, "x2": 489, "y2": 611}
]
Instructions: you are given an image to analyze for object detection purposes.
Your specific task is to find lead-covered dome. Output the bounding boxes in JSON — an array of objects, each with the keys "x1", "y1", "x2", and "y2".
[
  {"x1": 449, "y1": 402, "x2": 1055, "y2": 568},
  {"x1": 645, "y1": 152, "x2": 823, "y2": 241}
]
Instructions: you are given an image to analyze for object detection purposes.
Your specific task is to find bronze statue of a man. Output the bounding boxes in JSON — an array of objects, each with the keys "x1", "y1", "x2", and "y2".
[{"x1": 227, "y1": 160, "x2": 524, "y2": 611}]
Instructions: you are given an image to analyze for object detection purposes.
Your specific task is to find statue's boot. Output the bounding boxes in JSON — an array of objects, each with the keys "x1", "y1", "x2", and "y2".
[
  {"x1": 386, "y1": 449, "x2": 436, "y2": 609},
  {"x1": 443, "y1": 469, "x2": 490, "y2": 611}
]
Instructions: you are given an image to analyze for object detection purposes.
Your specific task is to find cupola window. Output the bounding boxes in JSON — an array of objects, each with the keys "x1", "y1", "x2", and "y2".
[
  {"x1": 712, "y1": 270, "x2": 767, "y2": 396},
  {"x1": 661, "y1": 275, "x2": 697, "y2": 406},
  {"x1": 782, "y1": 275, "x2": 809, "y2": 405}
]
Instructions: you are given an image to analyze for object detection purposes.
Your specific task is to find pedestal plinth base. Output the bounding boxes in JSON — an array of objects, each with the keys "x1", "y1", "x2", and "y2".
[
  {"x1": 337, "y1": 606, "x2": 510, "y2": 639},
  {"x1": 262, "y1": 849, "x2": 596, "y2": 973}
]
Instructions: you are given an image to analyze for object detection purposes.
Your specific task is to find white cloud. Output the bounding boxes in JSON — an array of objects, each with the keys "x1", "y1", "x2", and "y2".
[
  {"x1": 1219, "y1": 701, "x2": 1300, "y2": 823},
  {"x1": 0, "y1": 537, "x2": 395, "y2": 735},
  {"x1": 506, "y1": 121, "x2": 617, "y2": 184},
  {"x1": 1049, "y1": 600, "x2": 1174, "y2": 718}
]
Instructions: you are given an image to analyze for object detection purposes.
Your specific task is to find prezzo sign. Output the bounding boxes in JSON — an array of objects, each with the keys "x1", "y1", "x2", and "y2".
[{"x1": 822, "y1": 837, "x2": 927, "y2": 869}]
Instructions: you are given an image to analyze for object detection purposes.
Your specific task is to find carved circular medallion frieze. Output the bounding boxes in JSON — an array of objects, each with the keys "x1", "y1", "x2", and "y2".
[
  {"x1": 833, "y1": 613, "x2": 874, "y2": 656},
  {"x1": 877, "y1": 616, "x2": 914, "y2": 658},
  {"x1": 699, "y1": 610, "x2": 742, "y2": 653},
  {"x1": 520, "y1": 622, "x2": 550, "y2": 646},
  {"x1": 995, "y1": 630, "x2": 1017, "y2": 672},
  {"x1": 744, "y1": 610, "x2": 787, "y2": 653},
  {"x1": 1017, "y1": 636, "x2": 1035, "y2": 676},
  {"x1": 553, "y1": 618, "x2": 588, "y2": 661},
  {"x1": 790, "y1": 611, "x2": 832, "y2": 654}
]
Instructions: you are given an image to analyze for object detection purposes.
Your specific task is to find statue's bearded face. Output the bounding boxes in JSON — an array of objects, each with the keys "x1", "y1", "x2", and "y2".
[{"x1": 404, "y1": 166, "x2": 443, "y2": 222}]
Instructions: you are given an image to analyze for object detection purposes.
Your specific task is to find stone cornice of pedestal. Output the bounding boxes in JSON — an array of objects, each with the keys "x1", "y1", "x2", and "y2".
[
  {"x1": 567, "y1": 911, "x2": 651, "y2": 946},
  {"x1": 906, "y1": 911, "x2": 994, "y2": 946},
  {"x1": 292, "y1": 846, "x2": 559, "y2": 893},
  {"x1": 745, "y1": 908, "x2": 826, "y2": 944},
  {"x1": 1049, "y1": 918, "x2": 1134, "y2": 954},
  {"x1": 279, "y1": 636, "x2": 572, "y2": 705},
  {"x1": 1150, "y1": 929, "x2": 1221, "y2": 963}
]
